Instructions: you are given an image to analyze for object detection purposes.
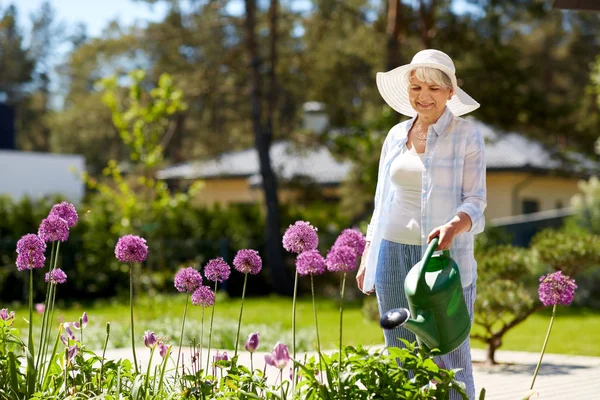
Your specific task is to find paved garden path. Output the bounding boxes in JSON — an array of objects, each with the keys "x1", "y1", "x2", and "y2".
[{"x1": 103, "y1": 346, "x2": 600, "y2": 399}]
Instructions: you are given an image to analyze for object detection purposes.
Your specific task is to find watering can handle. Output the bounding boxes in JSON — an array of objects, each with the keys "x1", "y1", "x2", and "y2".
[{"x1": 418, "y1": 237, "x2": 450, "y2": 288}]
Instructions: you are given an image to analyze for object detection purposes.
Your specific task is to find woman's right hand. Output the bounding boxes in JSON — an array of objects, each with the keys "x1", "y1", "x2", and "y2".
[{"x1": 356, "y1": 241, "x2": 373, "y2": 295}]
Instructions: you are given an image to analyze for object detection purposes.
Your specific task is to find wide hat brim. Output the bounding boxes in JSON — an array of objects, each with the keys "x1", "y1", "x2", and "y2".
[{"x1": 376, "y1": 62, "x2": 480, "y2": 117}]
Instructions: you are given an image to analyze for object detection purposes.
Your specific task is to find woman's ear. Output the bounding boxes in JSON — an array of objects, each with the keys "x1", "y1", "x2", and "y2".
[{"x1": 448, "y1": 89, "x2": 454, "y2": 100}]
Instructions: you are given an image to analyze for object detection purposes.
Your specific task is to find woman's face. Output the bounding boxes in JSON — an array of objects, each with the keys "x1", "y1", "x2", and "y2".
[{"x1": 408, "y1": 73, "x2": 453, "y2": 120}]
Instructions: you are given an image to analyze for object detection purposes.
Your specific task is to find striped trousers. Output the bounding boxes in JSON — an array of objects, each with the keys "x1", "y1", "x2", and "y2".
[{"x1": 375, "y1": 239, "x2": 476, "y2": 400}]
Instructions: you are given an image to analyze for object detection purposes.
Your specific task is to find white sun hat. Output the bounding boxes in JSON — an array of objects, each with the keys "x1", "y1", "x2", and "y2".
[{"x1": 376, "y1": 49, "x2": 480, "y2": 117}]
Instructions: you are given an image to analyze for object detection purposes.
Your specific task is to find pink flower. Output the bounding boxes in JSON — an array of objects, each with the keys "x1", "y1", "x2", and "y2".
[
  {"x1": 174, "y1": 267, "x2": 203, "y2": 293},
  {"x1": 159, "y1": 343, "x2": 170, "y2": 358},
  {"x1": 71, "y1": 312, "x2": 88, "y2": 329},
  {"x1": 233, "y1": 249, "x2": 262, "y2": 275},
  {"x1": 144, "y1": 330, "x2": 158, "y2": 348},
  {"x1": 35, "y1": 303, "x2": 45, "y2": 314},
  {"x1": 16, "y1": 234, "x2": 46, "y2": 271},
  {"x1": 264, "y1": 342, "x2": 290, "y2": 370},
  {"x1": 38, "y1": 215, "x2": 69, "y2": 242},
  {"x1": 325, "y1": 245, "x2": 358, "y2": 272},
  {"x1": 0, "y1": 308, "x2": 15, "y2": 326},
  {"x1": 45, "y1": 268, "x2": 67, "y2": 285},
  {"x1": 538, "y1": 271, "x2": 577, "y2": 307},
  {"x1": 114, "y1": 235, "x2": 148, "y2": 263},
  {"x1": 245, "y1": 332, "x2": 260, "y2": 353},
  {"x1": 295, "y1": 249, "x2": 326, "y2": 276},
  {"x1": 204, "y1": 257, "x2": 231, "y2": 282},
  {"x1": 49, "y1": 202, "x2": 78, "y2": 227},
  {"x1": 334, "y1": 229, "x2": 366, "y2": 257},
  {"x1": 282, "y1": 221, "x2": 319, "y2": 254},
  {"x1": 191, "y1": 285, "x2": 215, "y2": 307}
]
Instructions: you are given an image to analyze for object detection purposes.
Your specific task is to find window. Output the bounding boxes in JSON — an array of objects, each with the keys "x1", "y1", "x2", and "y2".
[{"x1": 522, "y1": 199, "x2": 540, "y2": 214}]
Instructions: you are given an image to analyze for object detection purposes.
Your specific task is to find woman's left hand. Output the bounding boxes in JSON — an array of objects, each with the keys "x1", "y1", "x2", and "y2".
[{"x1": 427, "y1": 223, "x2": 459, "y2": 250}]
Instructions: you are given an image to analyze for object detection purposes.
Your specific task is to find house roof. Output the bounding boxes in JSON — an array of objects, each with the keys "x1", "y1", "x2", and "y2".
[{"x1": 157, "y1": 120, "x2": 596, "y2": 183}]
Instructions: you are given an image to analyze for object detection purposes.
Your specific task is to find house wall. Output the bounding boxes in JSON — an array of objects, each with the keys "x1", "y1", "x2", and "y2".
[
  {"x1": 191, "y1": 172, "x2": 583, "y2": 221},
  {"x1": 485, "y1": 172, "x2": 581, "y2": 220}
]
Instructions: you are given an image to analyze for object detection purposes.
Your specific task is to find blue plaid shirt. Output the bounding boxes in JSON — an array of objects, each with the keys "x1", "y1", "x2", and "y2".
[{"x1": 363, "y1": 106, "x2": 487, "y2": 291}]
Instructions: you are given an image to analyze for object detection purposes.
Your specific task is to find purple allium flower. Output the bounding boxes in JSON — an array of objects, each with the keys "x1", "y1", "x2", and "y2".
[
  {"x1": 245, "y1": 332, "x2": 260, "y2": 353},
  {"x1": 326, "y1": 245, "x2": 358, "y2": 272},
  {"x1": 144, "y1": 330, "x2": 158, "y2": 348},
  {"x1": 334, "y1": 229, "x2": 366, "y2": 257},
  {"x1": 204, "y1": 257, "x2": 231, "y2": 283},
  {"x1": 114, "y1": 235, "x2": 148, "y2": 263},
  {"x1": 35, "y1": 303, "x2": 45, "y2": 314},
  {"x1": 191, "y1": 285, "x2": 215, "y2": 307},
  {"x1": 0, "y1": 308, "x2": 15, "y2": 326},
  {"x1": 45, "y1": 268, "x2": 68, "y2": 285},
  {"x1": 264, "y1": 342, "x2": 290, "y2": 370},
  {"x1": 296, "y1": 249, "x2": 326, "y2": 276},
  {"x1": 538, "y1": 271, "x2": 577, "y2": 307},
  {"x1": 16, "y1": 234, "x2": 46, "y2": 271},
  {"x1": 233, "y1": 249, "x2": 262, "y2": 275},
  {"x1": 282, "y1": 221, "x2": 319, "y2": 254},
  {"x1": 49, "y1": 202, "x2": 78, "y2": 227},
  {"x1": 174, "y1": 267, "x2": 203, "y2": 293},
  {"x1": 159, "y1": 342, "x2": 170, "y2": 358},
  {"x1": 38, "y1": 215, "x2": 69, "y2": 242}
]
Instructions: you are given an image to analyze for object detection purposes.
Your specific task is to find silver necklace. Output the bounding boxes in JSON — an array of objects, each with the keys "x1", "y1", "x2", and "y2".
[{"x1": 413, "y1": 123, "x2": 428, "y2": 142}]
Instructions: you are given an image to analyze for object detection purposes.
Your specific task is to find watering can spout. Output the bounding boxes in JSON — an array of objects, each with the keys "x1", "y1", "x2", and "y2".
[{"x1": 380, "y1": 308, "x2": 440, "y2": 350}]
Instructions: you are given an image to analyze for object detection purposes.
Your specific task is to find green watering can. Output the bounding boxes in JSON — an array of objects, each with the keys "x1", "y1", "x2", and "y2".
[{"x1": 379, "y1": 237, "x2": 471, "y2": 355}]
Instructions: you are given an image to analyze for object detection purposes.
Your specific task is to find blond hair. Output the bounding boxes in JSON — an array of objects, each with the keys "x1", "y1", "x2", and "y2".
[{"x1": 410, "y1": 67, "x2": 453, "y2": 89}]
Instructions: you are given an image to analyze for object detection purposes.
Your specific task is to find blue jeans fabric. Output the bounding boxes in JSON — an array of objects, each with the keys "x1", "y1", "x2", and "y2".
[{"x1": 375, "y1": 239, "x2": 476, "y2": 400}]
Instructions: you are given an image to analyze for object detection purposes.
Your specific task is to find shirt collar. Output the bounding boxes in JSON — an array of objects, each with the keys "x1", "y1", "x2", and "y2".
[{"x1": 431, "y1": 106, "x2": 454, "y2": 136}]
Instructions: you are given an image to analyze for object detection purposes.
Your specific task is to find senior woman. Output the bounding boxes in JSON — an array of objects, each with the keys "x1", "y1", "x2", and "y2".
[{"x1": 356, "y1": 49, "x2": 486, "y2": 399}]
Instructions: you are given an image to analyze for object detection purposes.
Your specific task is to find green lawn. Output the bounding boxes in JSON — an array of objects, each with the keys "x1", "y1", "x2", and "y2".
[{"x1": 9, "y1": 294, "x2": 600, "y2": 356}]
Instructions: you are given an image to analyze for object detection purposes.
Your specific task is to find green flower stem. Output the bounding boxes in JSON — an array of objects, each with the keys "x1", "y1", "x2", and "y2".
[
  {"x1": 311, "y1": 275, "x2": 323, "y2": 376},
  {"x1": 130, "y1": 265, "x2": 139, "y2": 374},
  {"x1": 39, "y1": 241, "x2": 61, "y2": 383},
  {"x1": 157, "y1": 346, "x2": 171, "y2": 394},
  {"x1": 291, "y1": 270, "x2": 299, "y2": 390},
  {"x1": 530, "y1": 304, "x2": 556, "y2": 390},
  {"x1": 41, "y1": 323, "x2": 62, "y2": 391},
  {"x1": 200, "y1": 308, "x2": 205, "y2": 373},
  {"x1": 206, "y1": 280, "x2": 218, "y2": 374},
  {"x1": 99, "y1": 322, "x2": 110, "y2": 393},
  {"x1": 338, "y1": 272, "x2": 347, "y2": 395},
  {"x1": 175, "y1": 294, "x2": 189, "y2": 381},
  {"x1": 26, "y1": 267, "x2": 36, "y2": 397},
  {"x1": 144, "y1": 346, "x2": 155, "y2": 397},
  {"x1": 35, "y1": 242, "x2": 55, "y2": 374},
  {"x1": 234, "y1": 273, "x2": 249, "y2": 358}
]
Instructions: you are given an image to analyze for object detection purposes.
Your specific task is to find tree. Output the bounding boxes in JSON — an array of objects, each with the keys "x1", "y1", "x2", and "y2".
[{"x1": 243, "y1": 0, "x2": 290, "y2": 295}]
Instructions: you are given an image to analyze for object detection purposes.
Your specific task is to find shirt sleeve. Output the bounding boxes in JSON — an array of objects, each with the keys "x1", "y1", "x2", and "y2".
[
  {"x1": 456, "y1": 127, "x2": 487, "y2": 235},
  {"x1": 366, "y1": 130, "x2": 393, "y2": 241}
]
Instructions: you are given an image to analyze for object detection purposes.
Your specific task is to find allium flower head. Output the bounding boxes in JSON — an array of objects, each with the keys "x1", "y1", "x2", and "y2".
[
  {"x1": 38, "y1": 215, "x2": 70, "y2": 242},
  {"x1": 245, "y1": 332, "x2": 260, "y2": 353},
  {"x1": 144, "y1": 330, "x2": 158, "y2": 348},
  {"x1": 538, "y1": 271, "x2": 577, "y2": 307},
  {"x1": 114, "y1": 235, "x2": 148, "y2": 263},
  {"x1": 282, "y1": 221, "x2": 319, "y2": 254},
  {"x1": 49, "y1": 202, "x2": 78, "y2": 227},
  {"x1": 45, "y1": 268, "x2": 67, "y2": 285},
  {"x1": 174, "y1": 267, "x2": 203, "y2": 293},
  {"x1": 204, "y1": 257, "x2": 231, "y2": 283},
  {"x1": 264, "y1": 342, "x2": 290, "y2": 370},
  {"x1": 191, "y1": 285, "x2": 215, "y2": 307},
  {"x1": 296, "y1": 249, "x2": 326, "y2": 276},
  {"x1": 233, "y1": 249, "x2": 262, "y2": 275},
  {"x1": 334, "y1": 229, "x2": 366, "y2": 257},
  {"x1": 16, "y1": 234, "x2": 46, "y2": 271},
  {"x1": 0, "y1": 308, "x2": 15, "y2": 326},
  {"x1": 326, "y1": 245, "x2": 358, "y2": 272}
]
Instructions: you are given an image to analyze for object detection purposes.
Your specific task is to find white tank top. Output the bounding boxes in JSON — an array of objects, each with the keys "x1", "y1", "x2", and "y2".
[{"x1": 382, "y1": 147, "x2": 425, "y2": 245}]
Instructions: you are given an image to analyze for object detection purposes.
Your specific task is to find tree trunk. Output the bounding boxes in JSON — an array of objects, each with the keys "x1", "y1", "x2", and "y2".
[
  {"x1": 486, "y1": 336, "x2": 501, "y2": 366},
  {"x1": 386, "y1": 0, "x2": 404, "y2": 70},
  {"x1": 418, "y1": 0, "x2": 437, "y2": 49},
  {"x1": 244, "y1": 0, "x2": 290, "y2": 295}
]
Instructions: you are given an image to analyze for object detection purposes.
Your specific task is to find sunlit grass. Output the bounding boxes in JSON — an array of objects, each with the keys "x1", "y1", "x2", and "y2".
[{"x1": 9, "y1": 294, "x2": 600, "y2": 356}]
